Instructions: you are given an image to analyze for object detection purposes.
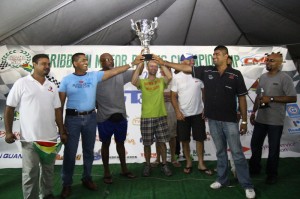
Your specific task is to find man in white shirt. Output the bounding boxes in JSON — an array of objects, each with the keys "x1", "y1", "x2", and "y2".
[
  {"x1": 171, "y1": 53, "x2": 212, "y2": 175},
  {"x1": 5, "y1": 54, "x2": 66, "y2": 199}
]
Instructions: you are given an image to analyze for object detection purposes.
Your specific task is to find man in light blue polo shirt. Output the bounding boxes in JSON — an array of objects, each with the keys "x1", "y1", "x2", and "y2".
[{"x1": 59, "y1": 52, "x2": 142, "y2": 198}]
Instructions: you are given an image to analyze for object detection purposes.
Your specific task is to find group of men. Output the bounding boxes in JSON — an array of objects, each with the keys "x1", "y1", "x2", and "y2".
[{"x1": 4, "y1": 45, "x2": 297, "y2": 199}]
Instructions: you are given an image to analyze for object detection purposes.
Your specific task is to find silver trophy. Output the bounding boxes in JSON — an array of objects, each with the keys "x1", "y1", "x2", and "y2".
[{"x1": 131, "y1": 17, "x2": 158, "y2": 60}]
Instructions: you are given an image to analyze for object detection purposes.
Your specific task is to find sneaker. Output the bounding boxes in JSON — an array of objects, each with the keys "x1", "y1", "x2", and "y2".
[
  {"x1": 143, "y1": 164, "x2": 151, "y2": 177},
  {"x1": 210, "y1": 181, "x2": 222, "y2": 189},
  {"x1": 161, "y1": 164, "x2": 172, "y2": 176},
  {"x1": 245, "y1": 188, "x2": 256, "y2": 199},
  {"x1": 82, "y1": 179, "x2": 98, "y2": 190}
]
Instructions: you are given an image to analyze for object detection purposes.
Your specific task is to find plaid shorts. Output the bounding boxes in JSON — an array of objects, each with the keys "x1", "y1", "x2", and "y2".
[{"x1": 140, "y1": 116, "x2": 169, "y2": 146}]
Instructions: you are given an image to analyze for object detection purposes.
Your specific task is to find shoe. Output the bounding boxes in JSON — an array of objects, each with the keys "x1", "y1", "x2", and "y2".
[
  {"x1": 43, "y1": 194, "x2": 55, "y2": 199},
  {"x1": 265, "y1": 175, "x2": 277, "y2": 185},
  {"x1": 161, "y1": 164, "x2": 172, "y2": 176},
  {"x1": 82, "y1": 179, "x2": 98, "y2": 190},
  {"x1": 210, "y1": 181, "x2": 222, "y2": 189},
  {"x1": 60, "y1": 186, "x2": 71, "y2": 198},
  {"x1": 143, "y1": 164, "x2": 151, "y2": 177},
  {"x1": 245, "y1": 188, "x2": 256, "y2": 199},
  {"x1": 150, "y1": 160, "x2": 160, "y2": 168}
]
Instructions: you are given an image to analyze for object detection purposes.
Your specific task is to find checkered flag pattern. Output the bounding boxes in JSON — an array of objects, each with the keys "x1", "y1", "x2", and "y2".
[
  {"x1": 46, "y1": 75, "x2": 60, "y2": 88},
  {"x1": 0, "y1": 61, "x2": 9, "y2": 70}
]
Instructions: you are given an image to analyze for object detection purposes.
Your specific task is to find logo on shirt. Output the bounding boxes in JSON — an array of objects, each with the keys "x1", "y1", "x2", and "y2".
[
  {"x1": 72, "y1": 80, "x2": 92, "y2": 88},
  {"x1": 208, "y1": 75, "x2": 213, "y2": 80},
  {"x1": 228, "y1": 74, "x2": 235, "y2": 79},
  {"x1": 48, "y1": 86, "x2": 53, "y2": 92}
]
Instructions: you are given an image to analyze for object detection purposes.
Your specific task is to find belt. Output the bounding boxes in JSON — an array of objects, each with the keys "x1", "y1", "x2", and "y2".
[{"x1": 66, "y1": 109, "x2": 95, "y2": 116}]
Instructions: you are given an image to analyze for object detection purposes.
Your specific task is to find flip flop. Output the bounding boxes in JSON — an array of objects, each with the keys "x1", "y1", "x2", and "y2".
[
  {"x1": 103, "y1": 175, "x2": 113, "y2": 184},
  {"x1": 172, "y1": 161, "x2": 181, "y2": 168},
  {"x1": 198, "y1": 168, "x2": 214, "y2": 176},
  {"x1": 120, "y1": 172, "x2": 136, "y2": 179},
  {"x1": 183, "y1": 167, "x2": 192, "y2": 174}
]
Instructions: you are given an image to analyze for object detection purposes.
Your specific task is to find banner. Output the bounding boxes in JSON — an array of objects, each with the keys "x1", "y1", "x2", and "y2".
[{"x1": 0, "y1": 45, "x2": 299, "y2": 168}]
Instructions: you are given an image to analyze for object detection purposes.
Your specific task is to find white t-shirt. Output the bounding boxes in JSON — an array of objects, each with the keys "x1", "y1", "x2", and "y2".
[
  {"x1": 171, "y1": 72, "x2": 204, "y2": 116},
  {"x1": 6, "y1": 75, "x2": 61, "y2": 141}
]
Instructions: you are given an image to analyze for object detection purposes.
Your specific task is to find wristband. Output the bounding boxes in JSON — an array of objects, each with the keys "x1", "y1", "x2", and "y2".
[{"x1": 241, "y1": 121, "x2": 247, "y2": 124}]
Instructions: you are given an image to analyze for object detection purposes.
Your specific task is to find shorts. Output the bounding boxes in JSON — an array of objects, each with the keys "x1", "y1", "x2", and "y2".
[
  {"x1": 177, "y1": 114, "x2": 206, "y2": 142},
  {"x1": 140, "y1": 116, "x2": 169, "y2": 146},
  {"x1": 97, "y1": 117, "x2": 128, "y2": 143}
]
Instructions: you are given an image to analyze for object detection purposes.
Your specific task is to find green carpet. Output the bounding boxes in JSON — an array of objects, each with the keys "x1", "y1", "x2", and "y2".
[{"x1": 0, "y1": 158, "x2": 299, "y2": 199}]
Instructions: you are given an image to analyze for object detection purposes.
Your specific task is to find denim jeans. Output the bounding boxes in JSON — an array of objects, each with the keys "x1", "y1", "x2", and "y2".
[
  {"x1": 208, "y1": 119, "x2": 253, "y2": 189},
  {"x1": 61, "y1": 112, "x2": 97, "y2": 186},
  {"x1": 249, "y1": 122, "x2": 283, "y2": 177}
]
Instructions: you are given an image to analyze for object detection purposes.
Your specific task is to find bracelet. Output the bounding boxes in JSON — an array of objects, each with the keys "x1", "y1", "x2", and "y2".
[
  {"x1": 128, "y1": 63, "x2": 135, "y2": 68},
  {"x1": 241, "y1": 121, "x2": 247, "y2": 124}
]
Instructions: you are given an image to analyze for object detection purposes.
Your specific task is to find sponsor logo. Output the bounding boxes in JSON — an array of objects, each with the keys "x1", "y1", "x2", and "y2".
[
  {"x1": 0, "y1": 153, "x2": 22, "y2": 159},
  {"x1": 240, "y1": 54, "x2": 266, "y2": 66},
  {"x1": 288, "y1": 128, "x2": 300, "y2": 134},
  {"x1": 55, "y1": 154, "x2": 82, "y2": 160},
  {"x1": 132, "y1": 117, "x2": 140, "y2": 125},
  {"x1": 292, "y1": 120, "x2": 300, "y2": 127},
  {"x1": 124, "y1": 90, "x2": 142, "y2": 104},
  {"x1": 262, "y1": 142, "x2": 296, "y2": 152},
  {"x1": 1, "y1": 49, "x2": 31, "y2": 68},
  {"x1": 286, "y1": 103, "x2": 300, "y2": 118},
  {"x1": 227, "y1": 146, "x2": 250, "y2": 153},
  {"x1": 140, "y1": 153, "x2": 157, "y2": 158}
]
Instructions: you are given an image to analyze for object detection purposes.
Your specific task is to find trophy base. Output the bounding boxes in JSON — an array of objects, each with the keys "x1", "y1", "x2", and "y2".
[{"x1": 143, "y1": 54, "x2": 153, "y2": 61}]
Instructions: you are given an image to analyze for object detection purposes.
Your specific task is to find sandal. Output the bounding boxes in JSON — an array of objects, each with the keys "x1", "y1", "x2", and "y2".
[
  {"x1": 198, "y1": 168, "x2": 214, "y2": 176},
  {"x1": 120, "y1": 171, "x2": 136, "y2": 179},
  {"x1": 103, "y1": 175, "x2": 113, "y2": 184},
  {"x1": 183, "y1": 167, "x2": 192, "y2": 174},
  {"x1": 172, "y1": 161, "x2": 181, "y2": 168}
]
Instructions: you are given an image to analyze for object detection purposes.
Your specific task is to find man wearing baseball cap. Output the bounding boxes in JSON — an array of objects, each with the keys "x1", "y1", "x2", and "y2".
[{"x1": 171, "y1": 53, "x2": 212, "y2": 175}]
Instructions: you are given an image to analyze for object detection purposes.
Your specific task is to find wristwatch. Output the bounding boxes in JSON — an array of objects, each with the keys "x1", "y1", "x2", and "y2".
[{"x1": 270, "y1": 97, "x2": 274, "y2": 102}]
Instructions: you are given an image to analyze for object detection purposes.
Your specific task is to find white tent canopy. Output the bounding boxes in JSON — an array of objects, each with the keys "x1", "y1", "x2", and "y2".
[{"x1": 1, "y1": 0, "x2": 300, "y2": 59}]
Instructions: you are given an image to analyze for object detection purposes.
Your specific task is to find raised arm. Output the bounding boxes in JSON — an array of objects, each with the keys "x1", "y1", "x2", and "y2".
[
  {"x1": 102, "y1": 54, "x2": 144, "y2": 81},
  {"x1": 152, "y1": 54, "x2": 192, "y2": 73},
  {"x1": 131, "y1": 62, "x2": 144, "y2": 87},
  {"x1": 160, "y1": 64, "x2": 172, "y2": 84}
]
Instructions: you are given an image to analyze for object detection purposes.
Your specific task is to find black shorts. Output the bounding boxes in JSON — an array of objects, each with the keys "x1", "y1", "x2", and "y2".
[{"x1": 177, "y1": 114, "x2": 206, "y2": 142}]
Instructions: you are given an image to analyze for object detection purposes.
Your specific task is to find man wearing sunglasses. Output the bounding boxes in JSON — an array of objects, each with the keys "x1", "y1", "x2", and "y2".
[{"x1": 249, "y1": 52, "x2": 297, "y2": 185}]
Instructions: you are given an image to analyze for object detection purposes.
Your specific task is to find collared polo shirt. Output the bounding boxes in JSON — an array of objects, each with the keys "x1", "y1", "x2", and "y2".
[
  {"x1": 192, "y1": 66, "x2": 247, "y2": 122},
  {"x1": 6, "y1": 75, "x2": 61, "y2": 141}
]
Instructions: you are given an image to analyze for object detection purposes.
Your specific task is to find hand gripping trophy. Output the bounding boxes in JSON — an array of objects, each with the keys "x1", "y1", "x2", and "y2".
[{"x1": 131, "y1": 17, "x2": 158, "y2": 60}]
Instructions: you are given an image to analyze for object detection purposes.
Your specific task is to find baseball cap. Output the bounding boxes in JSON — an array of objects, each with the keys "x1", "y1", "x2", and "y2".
[{"x1": 180, "y1": 53, "x2": 197, "y2": 61}]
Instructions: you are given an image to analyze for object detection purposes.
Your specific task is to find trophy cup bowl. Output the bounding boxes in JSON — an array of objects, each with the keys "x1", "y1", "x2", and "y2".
[{"x1": 131, "y1": 17, "x2": 158, "y2": 61}]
